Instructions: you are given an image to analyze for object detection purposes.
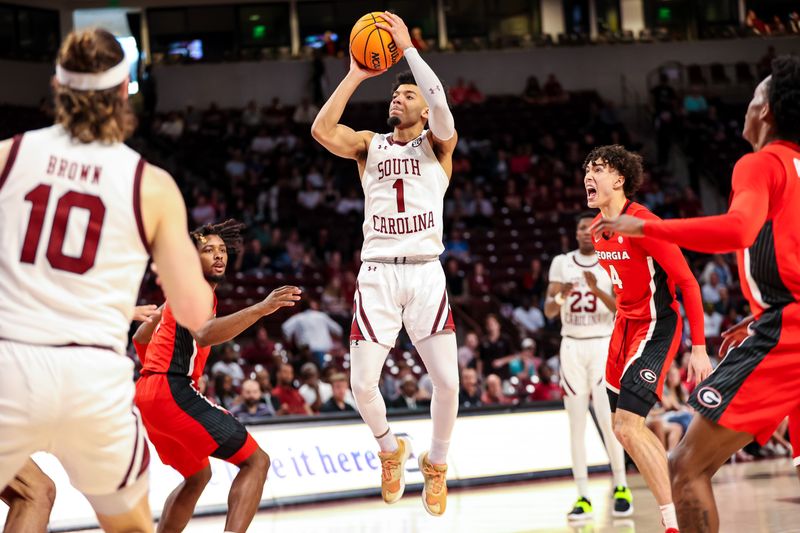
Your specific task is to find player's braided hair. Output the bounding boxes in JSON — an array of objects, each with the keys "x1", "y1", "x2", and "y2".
[
  {"x1": 768, "y1": 55, "x2": 800, "y2": 143},
  {"x1": 583, "y1": 145, "x2": 644, "y2": 198},
  {"x1": 190, "y1": 219, "x2": 245, "y2": 253}
]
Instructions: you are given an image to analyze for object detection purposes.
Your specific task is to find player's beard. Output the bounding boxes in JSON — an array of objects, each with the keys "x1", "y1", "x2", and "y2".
[
  {"x1": 387, "y1": 116, "x2": 401, "y2": 128},
  {"x1": 206, "y1": 273, "x2": 225, "y2": 284}
]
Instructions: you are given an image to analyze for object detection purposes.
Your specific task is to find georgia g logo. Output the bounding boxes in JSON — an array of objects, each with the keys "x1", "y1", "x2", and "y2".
[
  {"x1": 639, "y1": 369, "x2": 657, "y2": 384},
  {"x1": 696, "y1": 386, "x2": 723, "y2": 409}
]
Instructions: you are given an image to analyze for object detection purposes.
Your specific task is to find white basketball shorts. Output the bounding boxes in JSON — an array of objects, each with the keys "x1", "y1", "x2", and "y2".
[
  {"x1": 0, "y1": 340, "x2": 149, "y2": 513},
  {"x1": 350, "y1": 260, "x2": 455, "y2": 347},
  {"x1": 559, "y1": 336, "x2": 611, "y2": 397}
]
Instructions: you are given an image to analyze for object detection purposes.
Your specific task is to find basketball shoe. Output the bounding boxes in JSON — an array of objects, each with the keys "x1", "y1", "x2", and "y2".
[
  {"x1": 612, "y1": 485, "x2": 634, "y2": 517},
  {"x1": 418, "y1": 451, "x2": 448, "y2": 516},
  {"x1": 567, "y1": 496, "x2": 593, "y2": 520},
  {"x1": 378, "y1": 436, "x2": 412, "y2": 504}
]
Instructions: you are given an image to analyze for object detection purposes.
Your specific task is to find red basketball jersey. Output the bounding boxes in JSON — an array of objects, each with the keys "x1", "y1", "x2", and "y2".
[
  {"x1": 593, "y1": 201, "x2": 705, "y2": 345},
  {"x1": 140, "y1": 295, "x2": 217, "y2": 385},
  {"x1": 644, "y1": 140, "x2": 800, "y2": 317}
]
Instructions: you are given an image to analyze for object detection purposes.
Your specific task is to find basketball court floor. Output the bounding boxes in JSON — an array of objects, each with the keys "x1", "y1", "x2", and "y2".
[{"x1": 75, "y1": 458, "x2": 800, "y2": 533}]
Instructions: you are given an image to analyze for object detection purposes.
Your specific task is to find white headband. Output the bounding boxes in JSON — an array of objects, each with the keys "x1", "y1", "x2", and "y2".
[{"x1": 55, "y1": 59, "x2": 129, "y2": 91}]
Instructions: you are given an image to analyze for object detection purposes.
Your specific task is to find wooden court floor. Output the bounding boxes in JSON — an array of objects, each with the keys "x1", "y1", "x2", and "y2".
[{"x1": 77, "y1": 458, "x2": 800, "y2": 533}]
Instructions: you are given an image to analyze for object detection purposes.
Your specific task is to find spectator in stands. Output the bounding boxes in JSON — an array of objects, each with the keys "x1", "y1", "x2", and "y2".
[
  {"x1": 321, "y1": 276, "x2": 348, "y2": 320},
  {"x1": 445, "y1": 258, "x2": 468, "y2": 303},
  {"x1": 241, "y1": 100, "x2": 262, "y2": 128},
  {"x1": 758, "y1": 46, "x2": 777, "y2": 80},
  {"x1": 481, "y1": 374, "x2": 513, "y2": 405},
  {"x1": 459, "y1": 368, "x2": 482, "y2": 407},
  {"x1": 191, "y1": 194, "x2": 217, "y2": 226},
  {"x1": 449, "y1": 78, "x2": 469, "y2": 106},
  {"x1": 464, "y1": 82, "x2": 485, "y2": 105},
  {"x1": 225, "y1": 148, "x2": 247, "y2": 180},
  {"x1": 444, "y1": 227, "x2": 470, "y2": 263},
  {"x1": 336, "y1": 188, "x2": 365, "y2": 215},
  {"x1": 213, "y1": 373, "x2": 238, "y2": 410},
  {"x1": 458, "y1": 331, "x2": 480, "y2": 369},
  {"x1": 683, "y1": 86, "x2": 708, "y2": 115},
  {"x1": 529, "y1": 363, "x2": 562, "y2": 401},
  {"x1": 543, "y1": 74, "x2": 568, "y2": 103},
  {"x1": 251, "y1": 127, "x2": 275, "y2": 154},
  {"x1": 411, "y1": 27, "x2": 429, "y2": 52},
  {"x1": 512, "y1": 296, "x2": 546, "y2": 338},
  {"x1": 387, "y1": 375, "x2": 429, "y2": 410},
  {"x1": 263, "y1": 97, "x2": 286, "y2": 129},
  {"x1": 522, "y1": 258, "x2": 546, "y2": 298},
  {"x1": 522, "y1": 75, "x2": 544, "y2": 104},
  {"x1": 157, "y1": 111, "x2": 184, "y2": 141},
  {"x1": 772, "y1": 15, "x2": 787, "y2": 34},
  {"x1": 468, "y1": 261, "x2": 492, "y2": 297},
  {"x1": 790, "y1": 11, "x2": 800, "y2": 33},
  {"x1": 231, "y1": 379, "x2": 276, "y2": 421},
  {"x1": 272, "y1": 363, "x2": 313, "y2": 415},
  {"x1": 211, "y1": 342, "x2": 245, "y2": 387},
  {"x1": 701, "y1": 271, "x2": 724, "y2": 308},
  {"x1": 746, "y1": 9, "x2": 770, "y2": 35},
  {"x1": 253, "y1": 367, "x2": 285, "y2": 410},
  {"x1": 720, "y1": 307, "x2": 743, "y2": 334},
  {"x1": 281, "y1": 299, "x2": 343, "y2": 366},
  {"x1": 703, "y1": 302, "x2": 724, "y2": 340},
  {"x1": 650, "y1": 366, "x2": 692, "y2": 452},
  {"x1": 241, "y1": 326, "x2": 276, "y2": 368},
  {"x1": 700, "y1": 254, "x2": 732, "y2": 287},
  {"x1": 651, "y1": 73, "x2": 678, "y2": 166},
  {"x1": 477, "y1": 314, "x2": 514, "y2": 379},
  {"x1": 298, "y1": 362, "x2": 332, "y2": 413},
  {"x1": 292, "y1": 98, "x2": 319, "y2": 125},
  {"x1": 320, "y1": 373, "x2": 356, "y2": 413},
  {"x1": 237, "y1": 238, "x2": 269, "y2": 273}
]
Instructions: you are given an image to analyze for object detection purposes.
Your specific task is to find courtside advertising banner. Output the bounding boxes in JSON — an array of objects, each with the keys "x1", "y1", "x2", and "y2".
[{"x1": 1, "y1": 408, "x2": 610, "y2": 531}]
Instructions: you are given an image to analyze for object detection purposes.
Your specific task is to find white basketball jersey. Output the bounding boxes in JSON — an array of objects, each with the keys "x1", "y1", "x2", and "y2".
[
  {"x1": 360, "y1": 131, "x2": 448, "y2": 260},
  {"x1": 548, "y1": 250, "x2": 614, "y2": 339},
  {"x1": 0, "y1": 126, "x2": 150, "y2": 353}
]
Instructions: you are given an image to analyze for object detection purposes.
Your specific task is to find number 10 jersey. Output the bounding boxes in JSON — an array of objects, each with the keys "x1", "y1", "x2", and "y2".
[
  {"x1": 548, "y1": 250, "x2": 615, "y2": 339},
  {"x1": 360, "y1": 130, "x2": 448, "y2": 261},
  {"x1": 0, "y1": 126, "x2": 150, "y2": 353}
]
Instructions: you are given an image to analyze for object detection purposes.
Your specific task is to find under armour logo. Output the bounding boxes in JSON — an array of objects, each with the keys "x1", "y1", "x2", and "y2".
[
  {"x1": 429, "y1": 85, "x2": 441, "y2": 95},
  {"x1": 367, "y1": 266, "x2": 377, "y2": 271}
]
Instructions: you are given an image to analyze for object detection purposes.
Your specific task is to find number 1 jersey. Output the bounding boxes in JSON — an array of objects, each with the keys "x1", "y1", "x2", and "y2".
[
  {"x1": 0, "y1": 126, "x2": 150, "y2": 353},
  {"x1": 360, "y1": 130, "x2": 448, "y2": 261}
]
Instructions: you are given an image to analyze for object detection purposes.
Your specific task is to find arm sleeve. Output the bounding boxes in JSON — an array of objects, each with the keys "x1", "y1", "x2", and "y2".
[
  {"x1": 547, "y1": 255, "x2": 565, "y2": 283},
  {"x1": 638, "y1": 232, "x2": 706, "y2": 346},
  {"x1": 403, "y1": 47, "x2": 455, "y2": 141},
  {"x1": 643, "y1": 152, "x2": 781, "y2": 252}
]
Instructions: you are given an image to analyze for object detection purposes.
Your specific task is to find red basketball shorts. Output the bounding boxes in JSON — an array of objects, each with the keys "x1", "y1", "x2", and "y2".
[
  {"x1": 135, "y1": 373, "x2": 257, "y2": 478},
  {"x1": 690, "y1": 303, "x2": 800, "y2": 445},
  {"x1": 606, "y1": 309, "x2": 682, "y2": 416}
]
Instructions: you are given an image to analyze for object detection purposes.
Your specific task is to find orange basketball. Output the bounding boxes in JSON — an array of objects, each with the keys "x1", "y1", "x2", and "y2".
[{"x1": 350, "y1": 12, "x2": 404, "y2": 71}]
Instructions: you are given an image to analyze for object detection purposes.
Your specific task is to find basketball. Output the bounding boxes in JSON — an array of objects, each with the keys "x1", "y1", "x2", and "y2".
[{"x1": 350, "y1": 12, "x2": 403, "y2": 71}]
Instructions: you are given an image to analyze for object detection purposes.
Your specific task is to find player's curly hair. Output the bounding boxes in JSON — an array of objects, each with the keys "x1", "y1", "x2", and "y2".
[
  {"x1": 190, "y1": 219, "x2": 246, "y2": 253},
  {"x1": 583, "y1": 145, "x2": 644, "y2": 198},
  {"x1": 768, "y1": 55, "x2": 800, "y2": 143}
]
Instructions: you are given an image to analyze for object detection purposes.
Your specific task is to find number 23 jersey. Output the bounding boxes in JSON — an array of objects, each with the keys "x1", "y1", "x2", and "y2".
[
  {"x1": 360, "y1": 130, "x2": 448, "y2": 261},
  {"x1": 548, "y1": 250, "x2": 614, "y2": 338},
  {"x1": 0, "y1": 126, "x2": 150, "y2": 353}
]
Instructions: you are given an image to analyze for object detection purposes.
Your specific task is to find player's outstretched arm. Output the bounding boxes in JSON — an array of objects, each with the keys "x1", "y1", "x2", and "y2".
[
  {"x1": 311, "y1": 55, "x2": 379, "y2": 161},
  {"x1": 377, "y1": 12, "x2": 457, "y2": 147},
  {"x1": 639, "y1": 231, "x2": 712, "y2": 383},
  {"x1": 141, "y1": 163, "x2": 213, "y2": 331},
  {"x1": 192, "y1": 285, "x2": 301, "y2": 347}
]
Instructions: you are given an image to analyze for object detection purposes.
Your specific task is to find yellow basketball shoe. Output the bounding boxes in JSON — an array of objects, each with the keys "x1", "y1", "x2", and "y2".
[
  {"x1": 418, "y1": 451, "x2": 448, "y2": 516},
  {"x1": 378, "y1": 436, "x2": 412, "y2": 504}
]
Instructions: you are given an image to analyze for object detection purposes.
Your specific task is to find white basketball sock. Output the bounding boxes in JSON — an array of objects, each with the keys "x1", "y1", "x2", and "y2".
[
  {"x1": 591, "y1": 382, "x2": 627, "y2": 488},
  {"x1": 660, "y1": 503, "x2": 678, "y2": 529},
  {"x1": 564, "y1": 393, "x2": 590, "y2": 496},
  {"x1": 350, "y1": 340, "x2": 397, "y2": 453},
  {"x1": 415, "y1": 332, "x2": 459, "y2": 465}
]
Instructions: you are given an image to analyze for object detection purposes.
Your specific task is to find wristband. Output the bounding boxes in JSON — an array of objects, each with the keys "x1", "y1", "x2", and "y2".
[{"x1": 554, "y1": 293, "x2": 566, "y2": 306}]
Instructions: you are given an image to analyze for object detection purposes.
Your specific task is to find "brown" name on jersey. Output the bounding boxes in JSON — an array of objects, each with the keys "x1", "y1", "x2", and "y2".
[{"x1": 46, "y1": 156, "x2": 102, "y2": 184}]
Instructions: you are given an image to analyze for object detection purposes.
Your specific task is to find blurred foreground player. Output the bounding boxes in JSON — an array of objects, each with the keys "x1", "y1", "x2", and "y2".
[
  {"x1": 133, "y1": 220, "x2": 300, "y2": 533},
  {"x1": 584, "y1": 145, "x2": 711, "y2": 533},
  {"x1": 0, "y1": 28, "x2": 213, "y2": 532},
  {"x1": 312, "y1": 11, "x2": 459, "y2": 516},
  {"x1": 594, "y1": 56, "x2": 800, "y2": 533},
  {"x1": 545, "y1": 212, "x2": 631, "y2": 520}
]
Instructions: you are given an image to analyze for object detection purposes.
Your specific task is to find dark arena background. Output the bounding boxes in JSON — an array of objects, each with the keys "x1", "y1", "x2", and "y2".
[{"x1": 1, "y1": 1, "x2": 799, "y2": 531}]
